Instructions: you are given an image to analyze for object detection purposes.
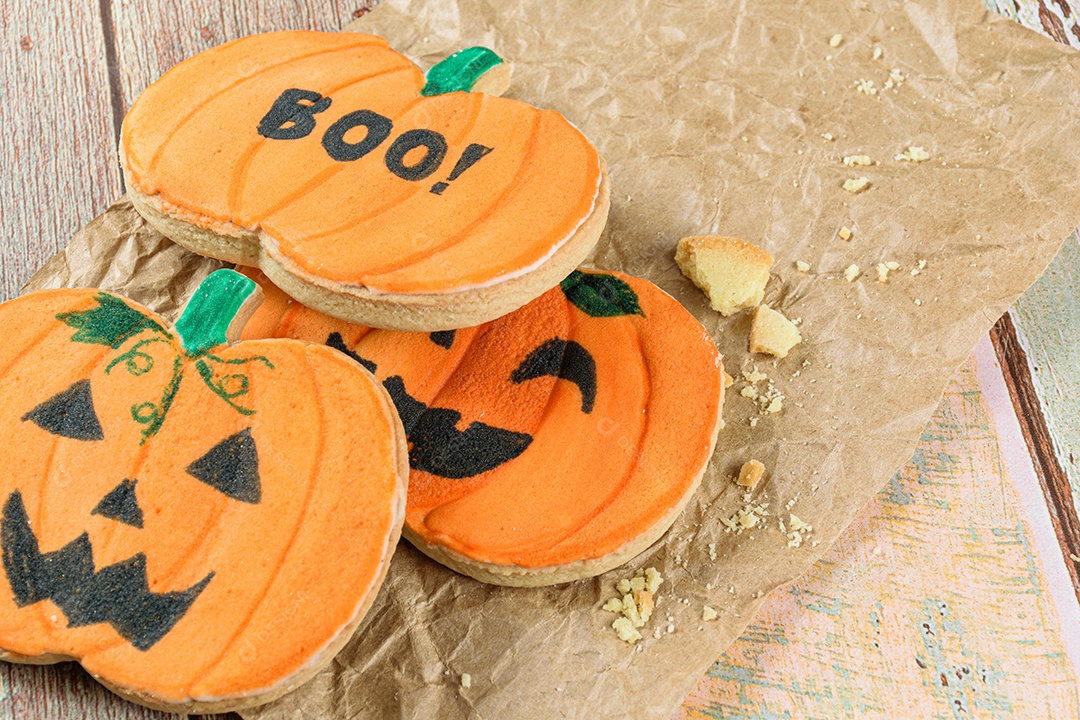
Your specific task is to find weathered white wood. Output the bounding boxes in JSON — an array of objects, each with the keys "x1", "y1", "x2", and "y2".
[
  {"x1": 110, "y1": 0, "x2": 367, "y2": 112},
  {"x1": 0, "y1": 0, "x2": 124, "y2": 301},
  {"x1": 2, "y1": 661, "x2": 184, "y2": 720}
]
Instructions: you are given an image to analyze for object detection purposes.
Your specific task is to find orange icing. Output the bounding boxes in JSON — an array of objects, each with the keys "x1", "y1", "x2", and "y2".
[
  {"x1": 0, "y1": 289, "x2": 402, "y2": 703},
  {"x1": 240, "y1": 267, "x2": 724, "y2": 569},
  {"x1": 121, "y1": 32, "x2": 603, "y2": 293}
]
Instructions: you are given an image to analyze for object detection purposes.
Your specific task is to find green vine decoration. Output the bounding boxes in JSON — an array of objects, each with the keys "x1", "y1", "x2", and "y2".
[
  {"x1": 129, "y1": 355, "x2": 184, "y2": 441},
  {"x1": 58, "y1": 278, "x2": 273, "y2": 443},
  {"x1": 104, "y1": 336, "x2": 171, "y2": 377},
  {"x1": 194, "y1": 353, "x2": 275, "y2": 416}
]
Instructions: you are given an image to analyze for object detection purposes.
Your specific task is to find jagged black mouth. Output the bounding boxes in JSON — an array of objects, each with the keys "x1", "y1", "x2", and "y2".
[
  {"x1": 326, "y1": 332, "x2": 598, "y2": 480},
  {"x1": 1, "y1": 490, "x2": 212, "y2": 651}
]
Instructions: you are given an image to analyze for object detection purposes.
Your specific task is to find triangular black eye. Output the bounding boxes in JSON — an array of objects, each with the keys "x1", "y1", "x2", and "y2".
[
  {"x1": 186, "y1": 428, "x2": 261, "y2": 503},
  {"x1": 22, "y1": 380, "x2": 104, "y2": 441},
  {"x1": 92, "y1": 479, "x2": 144, "y2": 529}
]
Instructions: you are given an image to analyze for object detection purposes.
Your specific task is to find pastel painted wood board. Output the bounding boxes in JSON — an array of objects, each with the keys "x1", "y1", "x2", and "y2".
[
  {"x1": 678, "y1": 352, "x2": 1080, "y2": 719},
  {"x1": 240, "y1": 266, "x2": 724, "y2": 585},
  {"x1": 0, "y1": 270, "x2": 407, "y2": 713},
  {"x1": 120, "y1": 31, "x2": 609, "y2": 330},
  {"x1": 1010, "y1": 235, "x2": 1080, "y2": 521}
]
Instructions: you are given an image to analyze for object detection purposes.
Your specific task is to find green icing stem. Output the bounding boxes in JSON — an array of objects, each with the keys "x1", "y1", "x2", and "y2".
[
  {"x1": 421, "y1": 46, "x2": 504, "y2": 96},
  {"x1": 173, "y1": 269, "x2": 258, "y2": 356}
]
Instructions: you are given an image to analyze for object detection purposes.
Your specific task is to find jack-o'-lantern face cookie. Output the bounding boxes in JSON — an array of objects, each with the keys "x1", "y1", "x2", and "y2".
[
  {"x1": 0, "y1": 270, "x2": 406, "y2": 713},
  {"x1": 120, "y1": 31, "x2": 610, "y2": 331},
  {"x1": 241, "y1": 267, "x2": 725, "y2": 586}
]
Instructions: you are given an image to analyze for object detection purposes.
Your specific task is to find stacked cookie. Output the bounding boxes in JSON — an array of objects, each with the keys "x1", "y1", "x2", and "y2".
[{"x1": 0, "y1": 32, "x2": 725, "y2": 712}]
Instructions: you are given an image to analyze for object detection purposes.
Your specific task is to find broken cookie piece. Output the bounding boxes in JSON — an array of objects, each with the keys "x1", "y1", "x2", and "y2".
[
  {"x1": 736, "y1": 459, "x2": 766, "y2": 488},
  {"x1": 675, "y1": 235, "x2": 774, "y2": 316},
  {"x1": 749, "y1": 304, "x2": 803, "y2": 358}
]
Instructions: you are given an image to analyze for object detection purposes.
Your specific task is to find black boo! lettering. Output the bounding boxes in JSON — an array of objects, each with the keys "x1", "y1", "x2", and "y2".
[
  {"x1": 256, "y1": 88, "x2": 493, "y2": 193},
  {"x1": 257, "y1": 89, "x2": 332, "y2": 141}
]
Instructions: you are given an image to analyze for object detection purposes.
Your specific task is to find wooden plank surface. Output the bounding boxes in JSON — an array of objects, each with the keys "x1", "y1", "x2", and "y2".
[
  {"x1": 1009, "y1": 236, "x2": 1080, "y2": 544},
  {"x1": 982, "y1": 0, "x2": 1080, "y2": 599},
  {"x1": 0, "y1": 0, "x2": 123, "y2": 301},
  {"x1": 107, "y1": 0, "x2": 370, "y2": 113},
  {"x1": 677, "y1": 347, "x2": 1080, "y2": 719}
]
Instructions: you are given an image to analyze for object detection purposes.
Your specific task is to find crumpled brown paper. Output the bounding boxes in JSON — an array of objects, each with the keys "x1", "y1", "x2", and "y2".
[{"x1": 23, "y1": 0, "x2": 1080, "y2": 717}]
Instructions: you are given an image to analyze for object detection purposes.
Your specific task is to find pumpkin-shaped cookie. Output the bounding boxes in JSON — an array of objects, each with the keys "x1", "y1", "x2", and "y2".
[
  {"x1": 0, "y1": 270, "x2": 406, "y2": 712},
  {"x1": 121, "y1": 31, "x2": 610, "y2": 331},
  {"x1": 241, "y1": 267, "x2": 724, "y2": 586}
]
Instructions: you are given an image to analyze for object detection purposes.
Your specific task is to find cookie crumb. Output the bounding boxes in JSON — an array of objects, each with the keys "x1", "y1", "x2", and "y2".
[
  {"x1": 838, "y1": 226, "x2": 853, "y2": 241},
  {"x1": 855, "y1": 79, "x2": 877, "y2": 95},
  {"x1": 786, "y1": 514, "x2": 814, "y2": 548},
  {"x1": 821, "y1": 132, "x2": 835, "y2": 141},
  {"x1": 872, "y1": 46, "x2": 883, "y2": 60},
  {"x1": 754, "y1": 381, "x2": 786, "y2": 415},
  {"x1": 676, "y1": 236, "x2": 774, "y2": 316},
  {"x1": 842, "y1": 177, "x2": 870, "y2": 193},
  {"x1": 876, "y1": 261, "x2": 900, "y2": 281},
  {"x1": 740, "y1": 385, "x2": 759, "y2": 400},
  {"x1": 721, "y1": 497, "x2": 770, "y2": 534},
  {"x1": 722, "y1": 370, "x2": 734, "y2": 389},
  {"x1": 844, "y1": 264, "x2": 861, "y2": 282},
  {"x1": 613, "y1": 617, "x2": 643, "y2": 644},
  {"x1": 795, "y1": 260, "x2": 811, "y2": 272},
  {"x1": 749, "y1": 305, "x2": 802, "y2": 358},
  {"x1": 743, "y1": 368, "x2": 768, "y2": 384},
  {"x1": 19, "y1": 36, "x2": 34, "y2": 52},
  {"x1": 606, "y1": 568, "x2": 663, "y2": 644},
  {"x1": 460, "y1": 674, "x2": 472, "y2": 689},
  {"x1": 736, "y1": 459, "x2": 766, "y2": 488},
  {"x1": 644, "y1": 567, "x2": 662, "y2": 594},
  {"x1": 895, "y1": 145, "x2": 930, "y2": 162},
  {"x1": 703, "y1": 605, "x2": 719, "y2": 621},
  {"x1": 843, "y1": 155, "x2": 873, "y2": 166}
]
